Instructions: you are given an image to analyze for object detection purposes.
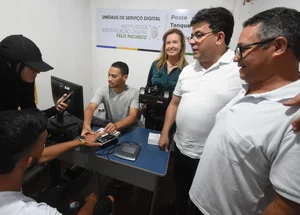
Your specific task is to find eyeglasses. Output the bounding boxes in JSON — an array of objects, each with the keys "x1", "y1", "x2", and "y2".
[
  {"x1": 234, "y1": 38, "x2": 276, "y2": 59},
  {"x1": 187, "y1": 31, "x2": 213, "y2": 41}
]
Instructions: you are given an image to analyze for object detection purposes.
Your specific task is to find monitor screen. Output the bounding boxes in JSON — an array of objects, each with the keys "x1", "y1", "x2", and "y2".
[{"x1": 51, "y1": 76, "x2": 84, "y2": 120}]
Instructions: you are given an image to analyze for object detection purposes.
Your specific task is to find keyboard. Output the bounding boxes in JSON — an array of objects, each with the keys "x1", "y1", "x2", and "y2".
[{"x1": 91, "y1": 116, "x2": 110, "y2": 128}]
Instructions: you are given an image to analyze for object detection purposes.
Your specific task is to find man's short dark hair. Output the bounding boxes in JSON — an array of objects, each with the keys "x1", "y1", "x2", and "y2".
[
  {"x1": 0, "y1": 109, "x2": 47, "y2": 174},
  {"x1": 243, "y1": 7, "x2": 300, "y2": 60},
  {"x1": 111, "y1": 61, "x2": 129, "y2": 76},
  {"x1": 190, "y1": 7, "x2": 234, "y2": 46}
]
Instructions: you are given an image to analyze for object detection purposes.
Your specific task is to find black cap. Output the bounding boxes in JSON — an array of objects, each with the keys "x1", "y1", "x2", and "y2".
[{"x1": 0, "y1": 35, "x2": 53, "y2": 72}]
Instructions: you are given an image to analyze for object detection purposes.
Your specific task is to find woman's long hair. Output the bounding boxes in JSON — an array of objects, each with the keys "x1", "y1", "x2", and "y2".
[
  {"x1": 156, "y1": 28, "x2": 188, "y2": 71},
  {"x1": 0, "y1": 56, "x2": 20, "y2": 81}
]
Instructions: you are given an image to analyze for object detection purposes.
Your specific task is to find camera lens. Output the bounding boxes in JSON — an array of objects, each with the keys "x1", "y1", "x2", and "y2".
[{"x1": 151, "y1": 88, "x2": 159, "y2": 96}]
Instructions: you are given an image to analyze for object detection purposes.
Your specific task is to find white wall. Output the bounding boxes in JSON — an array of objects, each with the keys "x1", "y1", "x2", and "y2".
[
  {"x1": 0, "y1": 0, "x2": 251, "y2": 111},
  {"x1": 2, "y1": 0, "x2": 298, "y2": 111},
  {"x1": 250, "y1": 0, "x2": 300, "y2": 15},
  {"x1": 90, "y1": 0, "x2": 252, "y2": 93},
  {"x1": 0, "y1": 0, "x2": 92, "y2": 110}
]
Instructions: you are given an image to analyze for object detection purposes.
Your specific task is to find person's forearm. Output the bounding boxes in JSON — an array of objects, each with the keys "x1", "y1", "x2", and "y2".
[
  {"x1": 43, "y1": 106, "x2": 58, "y2": 118},
  {"x1": 77, "y1": 200, "x2": 97, "y2": 215},
  {"x1": 263, "y1": 194, "x2": 300, "y2": 215},
  {"x1": 263, "y1": 202, "x2": 297, "y2": 215},
  {"x1": 161, "y1": 103, "x2": 178, "y2": 134},
  {"x1": 39, "y1": 139, "x2": 81, "y2": 164},
  {"x1": 83, "y1": 107, "x2": 94, "y2": 127},
  {"x1": 115, "y1": 115, "x2": 137, "y2": 130}
]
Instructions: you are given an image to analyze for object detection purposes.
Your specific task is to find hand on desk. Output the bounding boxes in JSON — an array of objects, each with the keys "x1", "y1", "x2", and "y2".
[
  {"x1": 81, "y1": 124, "x2": 97, "y2": 136},
  {"x1": 104, "y1": 122, "x2": 119, "y2": 133},
  {"x1": 158, "y1": 132, "x2": 169, "y2": 152},
  {"x1": 85, "y1": 133, "x2": 105, "y2": 147},
  {"x1": 56, "y1": 94, "x2": 69, "y2": 112},
  {"x1": 81, "y1": 124, "x2": 119, "y2": 141}
]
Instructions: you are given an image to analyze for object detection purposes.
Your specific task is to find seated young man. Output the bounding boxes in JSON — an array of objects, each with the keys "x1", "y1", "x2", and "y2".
[
  {"x1": 0, "y1": 109, "x2": 114, "y2": 215},
  {"x1": 81, "y1": 61, "x2": 139, "y2": 135}
]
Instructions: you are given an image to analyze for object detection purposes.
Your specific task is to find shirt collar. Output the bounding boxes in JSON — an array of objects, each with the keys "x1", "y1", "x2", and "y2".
[
  {"x1": 218, "y1": 49, "x2": 235, "y2": 64},
  {"x1": 194, "y1": 49, "x2": 235, "y2": 72},
  {"x1": 241, "y1": 80, "x2": 300, "y2": 102}
]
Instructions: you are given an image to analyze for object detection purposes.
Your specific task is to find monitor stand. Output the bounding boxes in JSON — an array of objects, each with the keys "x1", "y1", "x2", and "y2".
[
  {"x1": 47, "y1": 112, "x2": 83, "y2": 142},
  {"x1": 50, "y1": 112, "x2": 78, "y2": 129}
]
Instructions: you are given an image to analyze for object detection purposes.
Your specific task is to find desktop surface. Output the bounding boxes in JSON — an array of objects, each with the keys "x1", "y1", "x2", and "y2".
[{"x1": 78, "y1": 127, "x2": 170, "y2": 176}]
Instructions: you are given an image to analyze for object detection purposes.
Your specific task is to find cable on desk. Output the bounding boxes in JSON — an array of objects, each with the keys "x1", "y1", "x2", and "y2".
[{"x1": 99, "y1": 143, "x2": 121, "y2": 161}]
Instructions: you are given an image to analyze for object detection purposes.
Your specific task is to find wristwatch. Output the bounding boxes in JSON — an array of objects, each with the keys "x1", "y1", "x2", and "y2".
[{"x1": 79, "y1": 136, "x2": 86, "y2": 145}]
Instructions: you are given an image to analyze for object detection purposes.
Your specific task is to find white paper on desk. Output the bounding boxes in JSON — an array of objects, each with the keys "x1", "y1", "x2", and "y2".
[{"x1": 148, "y1": 133, "x2": 161, "y2": 145}]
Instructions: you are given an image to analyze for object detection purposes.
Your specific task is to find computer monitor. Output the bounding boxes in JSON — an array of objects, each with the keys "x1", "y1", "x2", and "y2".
[{"x1": 51, "y1": 76, "x2": 84, "y2": 128}]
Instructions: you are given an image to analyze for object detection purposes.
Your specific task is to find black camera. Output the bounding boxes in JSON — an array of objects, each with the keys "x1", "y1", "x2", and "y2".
[
  {"x1": 144, "y1": 86, "x2": 160, "y2": 97},
  {"x1": 139, "y1": 85, "x2": 171, "y2": 106}
]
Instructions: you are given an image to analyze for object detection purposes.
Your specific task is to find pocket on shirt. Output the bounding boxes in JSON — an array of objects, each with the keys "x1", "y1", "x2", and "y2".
[{"x1": 217, "y1": 124, "x2": 254, "y2": 165}]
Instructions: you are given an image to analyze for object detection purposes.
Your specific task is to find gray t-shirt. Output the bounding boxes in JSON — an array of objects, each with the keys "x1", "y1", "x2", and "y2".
[{"x1": 90, "y1": 85, "x2": 139, "y2": 123}]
